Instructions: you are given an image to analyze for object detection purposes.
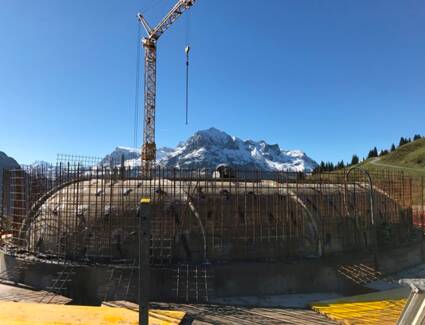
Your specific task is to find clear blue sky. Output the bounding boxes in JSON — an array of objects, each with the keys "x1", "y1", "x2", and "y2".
[{"x1": 1, "y1": 0, "x2": 424, "y2": 164}]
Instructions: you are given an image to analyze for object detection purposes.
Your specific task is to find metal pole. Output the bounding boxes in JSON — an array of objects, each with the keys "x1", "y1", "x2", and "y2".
[{"x1": 138, "y1": 198, "x2": 151, "y2": 325}]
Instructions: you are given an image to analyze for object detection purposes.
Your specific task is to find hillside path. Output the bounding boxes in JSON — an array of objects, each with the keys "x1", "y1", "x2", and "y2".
[{"x1": 370, "y1": 157, "x2": 425, "y2": 173}]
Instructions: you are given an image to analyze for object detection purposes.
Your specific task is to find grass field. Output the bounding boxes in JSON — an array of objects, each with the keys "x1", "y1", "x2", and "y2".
[{"x1": 359, "y1": 138, "x2": 425, "y2": 178}]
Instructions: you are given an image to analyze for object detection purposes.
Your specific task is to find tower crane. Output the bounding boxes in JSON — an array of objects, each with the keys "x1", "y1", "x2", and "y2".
[{"x1": 138, "y1": 0, "x2": 197, "y2": 172}]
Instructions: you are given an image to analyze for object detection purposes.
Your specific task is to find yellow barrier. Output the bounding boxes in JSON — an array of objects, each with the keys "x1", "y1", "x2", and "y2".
[
  {"x1": 311, "y1": 287, "x2": 410, "y2": 325},
  {"x1": 0, "y1": 301, "x2": 185, "y2": 325}
]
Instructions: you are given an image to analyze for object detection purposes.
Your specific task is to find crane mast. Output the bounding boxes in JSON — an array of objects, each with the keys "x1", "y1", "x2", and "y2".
[{"x1": 138, "y1": 0, "x2": 196, "y2": 172}]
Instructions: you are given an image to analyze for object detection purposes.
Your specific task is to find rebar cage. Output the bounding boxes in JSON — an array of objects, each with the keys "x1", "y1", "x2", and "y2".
[{"x1": 1, "y1": 164, "x2": 424, "y2": 266}]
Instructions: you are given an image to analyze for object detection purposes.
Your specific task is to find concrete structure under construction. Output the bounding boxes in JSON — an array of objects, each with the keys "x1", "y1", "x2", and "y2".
[{"x1": 1, "y1": 164, "x2": 424, "y2": 304}]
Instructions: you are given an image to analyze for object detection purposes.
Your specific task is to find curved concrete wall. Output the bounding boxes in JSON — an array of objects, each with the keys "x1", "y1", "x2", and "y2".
[{"x1": 16, "y1": 179, "x2": 412, "y2": 264}]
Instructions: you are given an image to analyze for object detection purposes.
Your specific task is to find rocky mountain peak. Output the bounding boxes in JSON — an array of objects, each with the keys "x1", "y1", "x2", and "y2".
[{"x1": 103, "y1": 128, "x2": 318, "y2": 172}]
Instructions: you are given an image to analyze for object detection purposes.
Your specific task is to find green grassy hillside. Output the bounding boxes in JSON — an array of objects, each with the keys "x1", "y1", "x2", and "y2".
[
  {"x1": 379, "y1": 138, "x2": 425, "y2": 168},
  {"x1": 360, "y1": 138, "x2": 425, "y2": 176}
]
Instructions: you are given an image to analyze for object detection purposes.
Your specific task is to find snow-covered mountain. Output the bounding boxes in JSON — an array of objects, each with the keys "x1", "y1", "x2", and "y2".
[
  {"x1": 103, "y1": 128, "x2": 318, "y2": 172},
  {"x1": 25, "y1": 160, "x2": 53, "y2": 169},
  {"x1": 100, "y1": 147, "x2": 140, "y2": 166},
  {"x1": 100, "y1": 146, "x2": 174, "y2": 166}
]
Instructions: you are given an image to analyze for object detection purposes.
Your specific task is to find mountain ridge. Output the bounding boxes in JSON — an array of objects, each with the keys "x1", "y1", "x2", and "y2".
[
  {"x1": 0, "y1": 151, "x2": 20, "y2": 206},
  {"x1": 103, "y1": 128, "x2": 318, "y2": 172}
]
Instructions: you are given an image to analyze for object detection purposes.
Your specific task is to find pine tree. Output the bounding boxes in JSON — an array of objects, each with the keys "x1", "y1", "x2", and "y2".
[
  {"x1": 414, "y1": 134, "x2": 422, "y2": 141},
  {"x1": 324, "y1": 162, "x2": 335, "y2": 171},
  {"x1": 336, "y1": 161, "x2": 345, "y2": 169},
  {"x1": 367, "y1": 147, "x2": 378, "y2": 159},
  {"x1": 391, "y1": 144, "x2": 396, "y2": 152},
  {"x1": 399, "y1": 137, "x2": 407, "y2": 147},
  {"x1": 351, "y1": 155, "x2": 359, "y2": 165},
  {"x1": 325, "y1": 162, "x2": 330, "y2": 171},
  {"x1": 367, "y1": 149, "x2": 374, "y2": 159}
]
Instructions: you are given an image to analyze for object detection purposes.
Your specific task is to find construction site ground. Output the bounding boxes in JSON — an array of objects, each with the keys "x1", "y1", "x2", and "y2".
[
  {"x1": 0, "y1": 285, "x2": 413, "y2": 325},
  {"x1": 0, "y1": 291, "x2": 410, "y2": 325},
  {"x1": 0, "y1": 282, "x2": 335, "y2": 324},
  {"x1": 0, "y1": 300, "x2": 185, "y2": 325},
  {"x1": 3, "y1": 262, "x2": 425, "y2": 324},
  {"x1": 0, "y1": 282, "x2": 71, "y2": 304},
  {"x1": 311, "y1": 287, "x2": 409, "y2": 325},
  {"x1": 106, "y1": 300, "x2": 337, "y2": 325},
  {"x1": 310, "y1": 262, "x2": 425, "y2": 324}
]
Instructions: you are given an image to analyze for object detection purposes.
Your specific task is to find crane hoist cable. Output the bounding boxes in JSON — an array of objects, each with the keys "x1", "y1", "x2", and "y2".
[
  {"x1": 185, "y1": 9, "x2": 191, "y2": 125},
  {"x1": 185, "y1": 46, "x2": 190, "y2": 125}
]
